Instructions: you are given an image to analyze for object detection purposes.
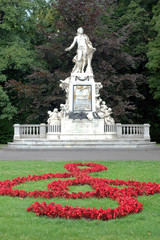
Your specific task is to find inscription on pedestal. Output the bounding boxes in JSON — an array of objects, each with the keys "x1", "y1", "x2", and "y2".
[{"x1": 73, "y1": 85, "x2": 92, "y2": 112}]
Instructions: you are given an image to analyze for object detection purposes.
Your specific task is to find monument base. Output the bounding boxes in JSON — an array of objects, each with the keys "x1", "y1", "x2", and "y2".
[
  {"x1": 8, "y1": 139, "x2": 156, "y2": 149},
  {"x1": 47, "y1": 119, "x2": 117, "y2": 140}
]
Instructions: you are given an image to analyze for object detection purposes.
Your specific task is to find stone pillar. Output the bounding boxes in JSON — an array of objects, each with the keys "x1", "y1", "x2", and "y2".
[
  {"x1": 144, "y1": 124, "x2": 150, "y2": 140},
  {"x1": 14, "y1": 124, "x2": 20, "y2": 140},
  {"x1": 116, "y1": 123, "x2": 122, "y2": 138},
  {"x1": 40, "y1": 123, "x2": 46, "y2": 138}
]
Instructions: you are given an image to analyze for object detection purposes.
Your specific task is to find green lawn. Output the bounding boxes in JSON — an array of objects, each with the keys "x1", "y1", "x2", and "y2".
[
  {"x1": 0, "y1": 144, "x2": 7, "y2": 149},
  {"x1": 0, "y1": 161, "x2": 160, "y2": 240}
]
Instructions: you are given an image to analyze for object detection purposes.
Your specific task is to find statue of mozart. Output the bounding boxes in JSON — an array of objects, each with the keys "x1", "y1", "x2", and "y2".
[{"x1": 65, "y1": 27, "x2": 96, "y2": 74}]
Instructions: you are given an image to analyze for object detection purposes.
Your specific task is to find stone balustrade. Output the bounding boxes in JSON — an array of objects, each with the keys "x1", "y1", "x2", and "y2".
[
  {"x1": 104, "y1": 124, "x2": 116, "y2": 133},
  {"x1": 14, "y1": 124, "x2": 41, "y2": 139},
  {"x1": 13, "y1": 123, "x2": 150, "y2": 140},
  {"x1": 47, "y1": 124, "x2": 61, "y2": 134},
  {"x1": 116, "y1": 123, "x2": 150, "y2": 140}
]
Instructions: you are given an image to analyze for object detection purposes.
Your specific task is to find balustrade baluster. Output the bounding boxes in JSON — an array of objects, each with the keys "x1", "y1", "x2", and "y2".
[
  {"x1": 131, "y1": 126, "x2": 133, "y2": 134},
  {"x1": 136, "y1": 127, "x2": 138, "y2": 135},
  {"x1": 36, "y1": 127, "x2": 38, "y2": 135}
]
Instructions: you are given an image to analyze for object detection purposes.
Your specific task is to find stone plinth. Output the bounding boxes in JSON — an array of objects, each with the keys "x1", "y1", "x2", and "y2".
[
  {"x1": 68, "y1": 75, "x2": 96, "y2": 113},
  {"x1": 61, "y1": 119, "x2": 104, "y2": 134},
  {"x1": 58, "y1": 118, "x2": 117, "y2": 140}
]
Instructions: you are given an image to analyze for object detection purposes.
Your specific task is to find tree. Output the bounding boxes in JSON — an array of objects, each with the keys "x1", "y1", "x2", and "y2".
[
  {"x1": 0, "y1": 86, "x2": 17, "y2": 144},
  {"x1": 117, "y1": 0, "x2": 159, "y2": 14},
  {"x1": 0, "y1": 86, "x2": 16, "y2": 120},
  {"x1": 0, "y1": 0, "x2": 49, "y2": 142},
  {"x1": 145, "y1": 0, "x2": 160, "y2": 142},
  {"x1": 146, "y1": 1, "x2": 160, "y2": 105}
]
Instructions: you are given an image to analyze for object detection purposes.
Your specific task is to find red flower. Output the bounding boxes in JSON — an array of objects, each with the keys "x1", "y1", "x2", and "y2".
[{"x1": 1, "y1": 162, "x2": 160, "y2": 221}]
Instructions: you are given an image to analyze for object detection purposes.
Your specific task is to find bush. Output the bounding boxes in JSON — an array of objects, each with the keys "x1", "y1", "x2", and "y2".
[{"x1": 0, "y1": 120, "x2": 14, "y2": 144}]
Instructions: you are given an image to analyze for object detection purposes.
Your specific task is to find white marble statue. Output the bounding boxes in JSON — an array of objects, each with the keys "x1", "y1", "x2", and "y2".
[
  {"x1": 96, "y1": 97, "x2": 102, "y2": 111},
  {"x1": 60, "y1": 78, "x2": 70, "y2": 92},
  {"x1": 104, "y1": 108, "x2": 115, "y2": 125},
  {"x1": 95, "y1": 82, "x2": 103, "y2": 97},
  {"x1": 59, "y1": 78, "x2": 70, "y2": 118},
  {"x1": 59, "y1": 103, "x2": 69, "y2": 119},
  {"x1": 95, "y1": 83, "x2": 103, "y2": 111},
  {"x1": 98, "y1": 101, "x2": 115, "y2": 125},
  {"x1": 65, "y1": 27, "x2": 96, "y2": 74},
  {"x1": 47, "y1": 108, "x2": 60, "y2": 124}
]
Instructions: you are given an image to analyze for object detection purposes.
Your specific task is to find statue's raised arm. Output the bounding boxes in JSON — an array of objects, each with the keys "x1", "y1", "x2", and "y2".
[
  {"x1": 65, "y1": 27, "x2": 96, "y2": 74},
  {"x1": 65, "y1": 37, "x2": 77, "y2": 52}
]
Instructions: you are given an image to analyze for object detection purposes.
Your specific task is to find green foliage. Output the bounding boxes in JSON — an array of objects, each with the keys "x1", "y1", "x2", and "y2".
[
  {"x1": 0, "y1": 86, "x2": 16, "y2": 120},
  {"x1": 0, "y1": 37, "x2": 34, "y2": 73},
  {"x1": 120, "y1": 1, "x2": 151, "y2": 58},
  {"x1": 0, "y1": 0, "x2": 48, "y2": 82},
  {"x1": 146, "y1": 0, "x2": 160, "y2": 122},
  {"x1": 117, "y1": 0, "x2": 159, "y2": 13},
  {"x1": 0, "y1": 0, "x2": 49, "y2": 140},
  {"x1": 146, "y1": 0, "x2": 160, "y2": 76},
  {"x1": 0, "y1": 120, "x2": 13, "y2": 144},
  {"x1": 0, "y1": 87, "x2": 16, "y2": 143}
]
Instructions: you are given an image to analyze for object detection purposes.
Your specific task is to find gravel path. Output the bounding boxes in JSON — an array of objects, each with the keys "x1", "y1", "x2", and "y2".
[{"x1": 0, "y1": 148, "x2": 160, "y2": 161}]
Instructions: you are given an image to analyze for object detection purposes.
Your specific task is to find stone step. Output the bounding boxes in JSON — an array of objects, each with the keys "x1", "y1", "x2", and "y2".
[
  {"x1": 7, "y1": 140, "x2": 156, "y2": 149},
  {"x1": 11, "y1": 138, "x2": 153, "y2": 143}
]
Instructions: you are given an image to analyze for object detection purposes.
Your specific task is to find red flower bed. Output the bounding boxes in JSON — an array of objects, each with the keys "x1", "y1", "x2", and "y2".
[{"x1": 0, "y1": 162, "x2": 160, "y2": 221}]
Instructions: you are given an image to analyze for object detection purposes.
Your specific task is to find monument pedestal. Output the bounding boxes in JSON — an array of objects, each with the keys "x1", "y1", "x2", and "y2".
[
  {"x1": 61, "y1": 119, "x2": 104, "y2": 134},
  {"x1": 46, "y1": 119, "x2": 117, "y2": 140}
]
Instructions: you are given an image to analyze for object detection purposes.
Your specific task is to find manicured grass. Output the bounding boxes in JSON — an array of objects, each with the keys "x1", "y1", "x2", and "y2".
[
  {"x1": 0, "y1": 144, "x2": 7, "y2": 149},
  {"x1": 0, "y1": 161, "x2": 160, "y2": 240}
]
